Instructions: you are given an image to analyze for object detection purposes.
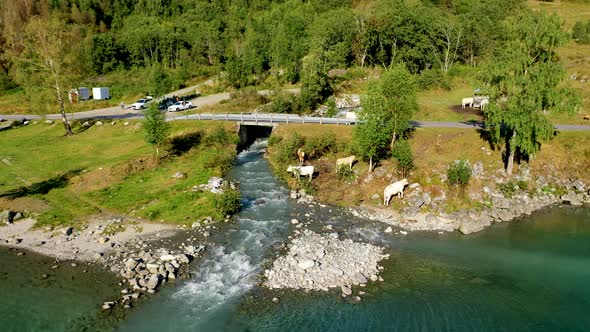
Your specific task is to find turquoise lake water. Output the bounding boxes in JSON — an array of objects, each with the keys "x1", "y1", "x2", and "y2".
[{"x1": 1, "y1": 140, "x2": 589, "y2": 331}]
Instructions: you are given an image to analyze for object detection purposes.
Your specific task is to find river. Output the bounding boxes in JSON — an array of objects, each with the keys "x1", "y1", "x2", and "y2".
[{"x1": 1, "y1": 140, "x2": 589, "y2": 331}]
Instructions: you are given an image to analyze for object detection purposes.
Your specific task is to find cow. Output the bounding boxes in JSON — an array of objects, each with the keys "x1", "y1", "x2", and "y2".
[
  {"x1": 336, "y1": 155, "x2": 356, "y2": 171},
  {"x1": 461, "y1": 98, "x2": 474, "y2": 109},
  {"x1": 480, "y1": 99, "x2": 489, "y2": 110},
  {"x1": 287, "y1": 165, "x2": 315, "y2": 180},
  {"x1": 584, "y1": 115, "x2": 590, "y2": 120},
  {"x1": 383, "y1": 179, "x2": 409, "y2": 206},
  {"x1": 297, "y1": 148, "x2": 305, "y2": 165}
]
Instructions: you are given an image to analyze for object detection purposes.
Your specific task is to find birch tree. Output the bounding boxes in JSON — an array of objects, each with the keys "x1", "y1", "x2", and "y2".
[
  {"x1": 481, "y1": 10, "x2": 580, "y2": 175},
  {"x1": 7, "y1": 16, "x2": 78, "y2": 135}
]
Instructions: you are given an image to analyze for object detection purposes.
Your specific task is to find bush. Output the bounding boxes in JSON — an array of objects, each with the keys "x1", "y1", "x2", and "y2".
[
  {"x1": 263, "y1": 92, "x2": 302, "y2": 114},
  {"x1": 447, "y1": 159, "x2": 471, "y2": 189},
  {"x1": 204, "y1": 149, "x2": 236, "y2": 175},
  {"x1": 303, "y1": 133, "x2": 338, "y2": 159},
  {"x1": 416, "y1": 68, "x2": 451, "y2": 91},
  {"x1": 274, "y1": 133, "x2": 305, "y2": 165},
  {"x1": 337, "y1": 164, "x2": 356, "y2": 182},
  {"x1": 572, "y1": 20, "x2": 590, "y2": 44},
  {"x1": 216, "y1": 188, "x2": 242, "y2": 218},
  {"x1": 267, "y1": 135, "x2": 282, "y2": 147},
  {"x1": 203, "y1": 126, "x2": 238, "y2": 146},
  {"x1": 392, "y1": 139, "x2": 414, "y2": 177},
  {"x1": 298, "y1": 178, "x2": 317, "y2": 196},
  {"x1": 498, "y1": 181, "x2": 517, "y2": 198},
  {"x1": 325, "y1": 97, "x2": 337, "y2": 118}
]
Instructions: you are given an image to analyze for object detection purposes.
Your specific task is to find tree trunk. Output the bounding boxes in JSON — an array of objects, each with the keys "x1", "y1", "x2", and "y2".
[
  {"x1": 369, "y1": 156, "x2": 373, "y2": 173},
  {"x1": 390, "y1": 131, "x2": 397, "y2": 150},
  {"x1": 156, "y1": 146, "x2": 160, "y2": 165},
  {"x1": 51, "y1": 61, "x2": 72, "y2": 136},
  {"x1": 506, "y1": 130, "x2": 516, "y2": 175}
]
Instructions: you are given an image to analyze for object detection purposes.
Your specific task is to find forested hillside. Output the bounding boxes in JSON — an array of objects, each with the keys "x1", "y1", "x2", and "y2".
[{"x1": 0, "y1": 0, "x2": 531, "y2": 109}]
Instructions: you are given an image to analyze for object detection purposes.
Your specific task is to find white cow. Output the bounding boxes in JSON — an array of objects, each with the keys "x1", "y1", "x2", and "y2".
[
  {"x1": 336, "y1": 155, "x2": 356, "y2": 171},
  {"x1": 461, "y1": 97, "x2": 474, "y2": 109},
  {"x1": 383, "y1": 179, "x2": 409, "y2": 206},
  {"x1": 287, "y1": 165, "x2": 315, "y2": 180},
  {"x1": 480, "y1": 99, "x2": 489, "y2": 110}
]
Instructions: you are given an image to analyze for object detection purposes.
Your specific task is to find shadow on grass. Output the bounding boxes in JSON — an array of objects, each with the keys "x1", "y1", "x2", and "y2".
[
  {"x1": 169, "y1": 131, "x2": 203, "y2": 156},
  {"x1": 0, "y1": 169, "x2": 83, "y2": 199}
]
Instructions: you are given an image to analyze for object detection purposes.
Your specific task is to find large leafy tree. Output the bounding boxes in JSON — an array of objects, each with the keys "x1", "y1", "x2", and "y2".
[
  {"x1": 354, "y1": 63, "x2": 418, "y2": 171},
  {"x1": 481, "y1": 10, "x2": 580, "y2": 175},
  {"x1": 6, "y1": 16, "x2": 80, "y2": 136}
]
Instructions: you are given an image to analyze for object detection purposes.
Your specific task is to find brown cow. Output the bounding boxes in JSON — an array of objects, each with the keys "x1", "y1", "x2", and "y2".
[{"x1": 297, "y1": 148, "x2": 305, "y2": 165}]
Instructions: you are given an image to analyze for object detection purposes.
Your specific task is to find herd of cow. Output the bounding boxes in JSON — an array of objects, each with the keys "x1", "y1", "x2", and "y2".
[{"x1": 286, "y1": 149, "x2": 409, "y2": 206}]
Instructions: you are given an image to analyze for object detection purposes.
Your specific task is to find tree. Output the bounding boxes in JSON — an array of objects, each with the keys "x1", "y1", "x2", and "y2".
[
  {"x1": 143, "y1": 104, "x2": 170, "y2": 164},
  {"x1": 480, "y1": 10, "x2": 580, "y2": 175},
  {"x1": 150, "y1": 64, "x2": 171, "y2": 98},
  {"x1": 433, "y1": 18, "x2": 462, "y2": 73},
  {"x1": 6, "y1": 16, "x2": 79, "y2": 135},
  {"x1": 354, "y1": 63, "x2": 418, "y2": 172},
  {"x1": 447, "y1": 159, "x2": 471, "y2": 195},
  {"x1": 392, "y1": 139, "x2": 414, "y2": 177}
]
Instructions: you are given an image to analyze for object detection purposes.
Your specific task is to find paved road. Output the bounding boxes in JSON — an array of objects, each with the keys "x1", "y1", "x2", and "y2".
[{"x1": 1, "y1": 85, "x2": 589, "y2": 131}]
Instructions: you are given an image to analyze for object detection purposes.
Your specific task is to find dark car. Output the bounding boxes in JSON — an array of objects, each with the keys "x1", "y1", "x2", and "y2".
[{"x1": 158, "y1": 98, "x2": 176, "y2": 110}]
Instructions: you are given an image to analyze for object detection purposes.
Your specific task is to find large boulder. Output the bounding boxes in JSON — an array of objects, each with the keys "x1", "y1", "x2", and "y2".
[
  {"x1": 297, "y1": 259, "x2": 315, "y2": 270},
  {"x1": 561, "y1": 192, "x2": 583, "y2": 206},
  {"x1": 146, "y1": 274, "x2": 160, "y2": 290}
]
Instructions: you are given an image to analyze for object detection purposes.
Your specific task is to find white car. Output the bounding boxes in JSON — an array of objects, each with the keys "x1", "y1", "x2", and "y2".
[
  {"x1": 131, "y1": 97, "x2": 153, "y2": 110},
  {"x1": 167, "y1": 101, "x2": 193, "y2": 112}
]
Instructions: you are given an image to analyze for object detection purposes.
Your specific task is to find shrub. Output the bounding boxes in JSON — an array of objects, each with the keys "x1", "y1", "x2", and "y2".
[
  {"x1": 572, "y1": 20, "x2": 590, "y2": 44},
  {"x1": 337, "y1": 164, "x2": 356, "y2": 182},
  {"x1": 325, "y1": 97, "x2": 337, "y2": 118},
  {"x1": 274, "y1": 133, "x2": 305, "y2": 165},
  {"x1": 203, "y1": 126, "x2": 238, "y2": 146},
  {"x1": 392, "y1": 139, "x2": 414, "y2": 177},
  {"x1": 416, "y1": 68, "x2": 451, "y2": 91},
  {"x1": 298, "y1": 178, "x2": 317, "y2": 196},
  {"x1": 267, "y1": 135, "x2": 282, "y2": 147},
  {"x1": 263, "y1": 92, "x2": 302, "y2": 114},
  {"x1": 303, "y1": 133, "x2": 338, "y2": 159},
  {"x1": 447, "y1": 159, "x2": 471, "y2": 190},
  {"x1": 216, "y1": 188, "x2": 242, "y2": 218},
  {"x1": 498, "y1": 181, "x2": 518, "y2": 198},
  {"x1": 204, "y1": 149, "x2": 236, "y2": 175}
]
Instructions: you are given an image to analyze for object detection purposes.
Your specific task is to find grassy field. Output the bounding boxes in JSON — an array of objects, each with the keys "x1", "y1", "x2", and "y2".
[
  {"x1": 268, "y1": 123, "x2": 590, "y2": 211},
  {"x1": 0, "y1": 120, "x2": 237, "y2": 228}
]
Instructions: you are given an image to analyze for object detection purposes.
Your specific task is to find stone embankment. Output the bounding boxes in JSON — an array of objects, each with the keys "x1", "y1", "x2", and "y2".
[
  {"x1": 264, "y1": 230, "x2": 388, "y2": 299},
  {"x1": 355, "y1": 177, "x2": 589, "y2": 235},
  {"x1": 0, "y1": 214, "x2": 211, "y2": 310}
]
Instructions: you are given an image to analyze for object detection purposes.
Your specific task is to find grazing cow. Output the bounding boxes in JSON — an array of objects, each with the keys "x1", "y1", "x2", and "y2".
[
  {"x1": 383, "y1": 179, "x2": 409, "y2": 206},
  {"x1": 287, "y1": 165, "x2": 315, "y2": 180},
  {"x1": 461, "y1": 98, "x2": 474, "y2": 109},
  {"x1": 480, "y1": 99, "x2": 489, "y2": 110},
  {"x1": 336, "y1": 155, "x2": 356, "y2": 171},
  {"x1": 297, "y1": 148, "x2": 305, "y2": 165}
]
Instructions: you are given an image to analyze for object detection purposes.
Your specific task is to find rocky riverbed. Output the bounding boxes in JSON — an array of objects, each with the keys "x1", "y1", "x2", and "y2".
[
  {"x1": 263, "y1": 230, "x2": 388, "y2": 296},
  {"x1": 0, "y1": 214, "x2": 213, "y2": 310},
  {"x1": 354, "y1": 179, "x2": 590, "y2": 235}
]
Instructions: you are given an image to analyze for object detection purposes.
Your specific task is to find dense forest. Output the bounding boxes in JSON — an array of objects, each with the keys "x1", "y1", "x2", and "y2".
[{"x1": 0, "y1": 0, "x2": 530, "y2": 100}]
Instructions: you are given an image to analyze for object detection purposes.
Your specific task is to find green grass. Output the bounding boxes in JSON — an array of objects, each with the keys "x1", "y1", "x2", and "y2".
[{"x1": 0, "y1": 121, "x2": 237, "y2": 227}]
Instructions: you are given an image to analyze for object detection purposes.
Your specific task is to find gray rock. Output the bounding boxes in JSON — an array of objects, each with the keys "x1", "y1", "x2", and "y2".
[
  {"x1": 63, "y1": 227, "x2": 74, "y2": 236},
  {"x1": 290, "y1": 219, "x2": 299, "y2": 225},
  {"x1": 371, "y1": 194, "x2": 380, "y2": 200},
  {"x1": 355, "y1": 273, "x2": 367, "y2": 284},
  {"x1": 341, "y1": 285, "x2": 352, "y2": 296},
  {"x1": 384, "y1": 226, "x2": 392, "y2": 233},
  {"x1": 297, "y1": 259, "x2": 315, "y2": 270},
  {"x1": 146, "y1": 274, "x2": 160, "y2": 290},
  {"x1": 562, "y1": 192, "x2": 583, "y2": 206},
  {"x1": 472, "y1": 162, "x2": 484, "y2": 179},
  {"x1": 191, "y1": 222, "x2": 201, "y2": 229},
  {"x1": 172, "y1": 172, "x2": 186, "y2": 179},
  {"x1": 272, "y1": 297, "x2": 280, "y2": 303},
  {"x1": 44, "y1": 120, "x2": 54, "y2": 124}
]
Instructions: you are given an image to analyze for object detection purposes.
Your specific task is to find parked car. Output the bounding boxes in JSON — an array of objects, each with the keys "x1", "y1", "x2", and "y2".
[
  {"x1": 131, "y1": 97, "x2": 153, "y2": 110},
  {"x1": 158, "y1": 97, "x2": 176, "y2": 110},
  {"x1": 167, "y1": 101, "x2": 193, "y2": 112}
]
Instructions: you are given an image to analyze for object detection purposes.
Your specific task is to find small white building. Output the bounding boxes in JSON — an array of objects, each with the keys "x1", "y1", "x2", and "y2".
[{"x1": 93, "y1": 87, "x2": 110, "y2": 100}]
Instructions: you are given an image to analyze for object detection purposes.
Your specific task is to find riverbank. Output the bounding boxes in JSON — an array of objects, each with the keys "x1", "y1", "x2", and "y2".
[{"x1": 266, "y1": 125, "x2": 590, "y2": 235}]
